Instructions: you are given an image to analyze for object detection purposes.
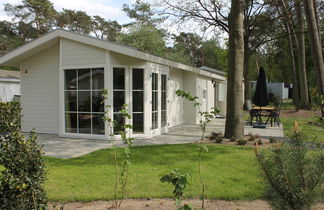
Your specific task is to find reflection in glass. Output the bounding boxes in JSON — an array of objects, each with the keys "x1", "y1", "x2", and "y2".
[
  {"x1": 133, "y1": 113, "x2": 143, "y2": 133},
  {"x1": 152, "y1": 112, "x2": 158, "y2": 129},
  {"x1": 78, "y1": 113, "x2": 91, "y2": 134},
  {"x1": 92, "y1": 91, "x2": 104, "y2": 112},
  {"x1": 152, "y1": 92, "x2": 158, "y2": 111},
  {"x1": 113, "y1": 114, "x2": 124, "y2": 134},
  {"x1": 113, "y1": 91, "x2": 125, "y2": 112},
  {"x1": 65, "y1": 113, "x2": 77, "y2": 133},
  {"x1": 65, "y1": 70, "x2": 77, "y2": 90},
  {"x1": 132, "y1": 68, "x2": 143, "y2": 90},
  {"x1": 78, "y1": 91, "x2": 91, "y2": 112},
  {"x1": 65, "y1": 91, "x2": 77, "y2": 112},
  {"x1": 78, "y1": 69, "x2": 91, "y2": 89},
  {"x1": 113, "y1": 68, "x2": 125, "y2": 89},
  {"x1": 92, "y1": 114, "x2": 105, "y2": 134},
  {"x1": 92, "y1": 68, "x2": 104, "y2": 89},
  {"x1": 133, "y1": 91, "x2": 143, "y2": 112}
]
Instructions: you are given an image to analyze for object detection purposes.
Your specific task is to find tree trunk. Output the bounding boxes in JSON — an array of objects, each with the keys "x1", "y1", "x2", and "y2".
[
  {"x1": 243, "y1": 35, "x2": 251, "y2": 110},
  {"x1": 285, "y1": 22, "x2": 300, "y2": 109},
  {"x1": 295, "y1": 1, "x2": 310, "y2": 109},
  {"x1": 224, "y1": 0, "x2": 244, "y2": 139},
  {"x1": 303, "y1": 0, "x2": 324, "y2": 117}
]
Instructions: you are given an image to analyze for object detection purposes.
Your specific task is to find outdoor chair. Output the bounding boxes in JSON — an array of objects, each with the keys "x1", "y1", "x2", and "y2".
[
  {"x1": 266, "y1": 103, "x2": 281, "y2": 127},
  {"x1": 245, "y1": 100, "x2": 256, "y2": 125}
]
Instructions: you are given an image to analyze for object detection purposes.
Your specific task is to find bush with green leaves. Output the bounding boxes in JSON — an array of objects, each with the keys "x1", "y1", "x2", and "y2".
[
  {"x1": 160, "y1": 169, "x2": 192, "y2": 210},
  {"x1": 0, "y1": 130, "x2": 47, "y2": 210},
  {"x1": 236, "y1": 138, "x2": 247, "y2": 145},
  {"x1": 0, "y1": 101, "x2": 21, "y2": 134},
  {"x1": 255, "y1": 123, "x2": 324, "y2": 210}
]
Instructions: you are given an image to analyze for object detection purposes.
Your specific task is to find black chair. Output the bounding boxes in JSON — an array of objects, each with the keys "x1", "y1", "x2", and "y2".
[
  {"x1": 267, "y1": 103, "x2": 281, "y2": 127},
  {"x1": 246, "y1": 100, "x2": 257, "y2": 125}
]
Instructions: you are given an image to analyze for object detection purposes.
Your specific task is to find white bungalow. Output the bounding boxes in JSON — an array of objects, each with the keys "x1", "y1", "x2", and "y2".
[
  {"x1": 0, "y1": 30, "x2": 227, "y2": 139},
  {"x1": 0, "y1": 70, "x2": 20, "y2": 102}
]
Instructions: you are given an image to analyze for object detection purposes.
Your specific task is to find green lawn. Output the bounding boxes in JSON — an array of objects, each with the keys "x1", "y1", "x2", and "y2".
[
  {"x1": 45, "y1": 144, "x2": 263, "y2": 201},
  {"x1": 281, "y1": 117, "x2": 324, "y2": 143}
]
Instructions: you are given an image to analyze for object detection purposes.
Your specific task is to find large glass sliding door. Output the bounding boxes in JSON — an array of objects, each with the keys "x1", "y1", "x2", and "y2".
[
  {"x1": 161, "y1": 74, "x2": 167, "y2": 128},
  {"x1": 64, "y1": 68, "x2": 105, "y2": 135},
  {"x1": 132, "y1": 68, "x2": 144, "y2": 133},
  {"x1": 151, "y1": 73, "x2": 158, "y2": 130},
  {"x1": 113, "y1": 67, "x2": 125, "y2": 134}
]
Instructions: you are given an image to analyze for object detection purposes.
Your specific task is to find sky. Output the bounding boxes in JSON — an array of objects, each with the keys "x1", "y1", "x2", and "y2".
[{"x1": 0, "y1": 0, "x2": 151, "y2": 24}]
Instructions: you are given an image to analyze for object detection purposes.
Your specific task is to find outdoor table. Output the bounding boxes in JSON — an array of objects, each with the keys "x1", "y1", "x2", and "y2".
[{"x1": 250, "y1": 106, "x2": 275, "y2": 126}]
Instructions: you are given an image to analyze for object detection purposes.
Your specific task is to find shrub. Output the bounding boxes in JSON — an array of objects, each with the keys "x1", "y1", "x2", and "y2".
[
  {"x1": 0, "y1": 101, "x2": 21, "y2": 134},
  {"x1": 269, "y1": 137, "x2": 277, "y2": 143},
  {"x1": 0, "y1": 130, "x2": 47, "y2": 209},
  {"x1": 209, "y1": 131, "x2": 222, "y2": 140},
  {"x1": 230, "y1": 137, "x2": 236, "y2": 142},
  {"x1": 248, "y1": 135, "x2": 256, "y2": 141},
  {"x1": 160, "y1": 169, "x2": 192, "y2": 210},
  {"x1": 215, "y1": 137, "x2": 223, "y2": 143},
  {"x1": 255, "y1": 122, "x2": 324, "y2": 210},
  {"x1": 237, "y1": 139, "x2": 247, "y2": 145}
]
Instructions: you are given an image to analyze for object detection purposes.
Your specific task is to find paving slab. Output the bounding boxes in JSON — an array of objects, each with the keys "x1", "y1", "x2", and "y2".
[{"x1": 35, "y1": 119, "x2": 284, "y2": 159}]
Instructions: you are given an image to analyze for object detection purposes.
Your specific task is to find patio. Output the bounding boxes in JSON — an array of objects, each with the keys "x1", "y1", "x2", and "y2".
[{"x1": 36, "y1": 118, "x2": 284, "y2": 158}]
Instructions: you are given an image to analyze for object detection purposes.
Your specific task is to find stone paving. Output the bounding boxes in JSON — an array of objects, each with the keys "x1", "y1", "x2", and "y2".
[{"x1": 36, "y1": 119, "x2": 284, "y2": 159}]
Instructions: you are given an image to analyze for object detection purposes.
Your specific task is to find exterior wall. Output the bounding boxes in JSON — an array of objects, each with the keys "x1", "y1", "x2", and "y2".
[
  {"x1": 196, "y1": 76, "x2": 216, "y2": 123},
  {"x1": 0, "y1": 80, "x2": 20, "y2": 102},
  {"x1": 20, "y1": 45, "x2": 59, "y2": 133},
  {"x1": 217, "y1": 81, "x2": 227, "y2": 115},
  {"x1": 61, "y1": 38, "x2": 106, "y2": 67},
  {"x1": 168, "y1": 68, "x2": 183, "y2": 127},
  {"x1": 182, "y1": 71, "x2": 197, "y2": 124},
  {"x1": 111, "y1": 52, "x2": 146, "y2": 66}
]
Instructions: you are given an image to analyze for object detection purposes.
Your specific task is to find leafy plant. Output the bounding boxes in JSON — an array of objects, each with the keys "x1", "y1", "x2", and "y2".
[
  {"x1": 230, "y1": 136, "x2": 236, "y2": 142},
  {"x1": 209, "y1": 131, "x2": 222, "y2": 140},
  {"x1": 0, "y1": 131, "x2": 46, "y2": 209},
  {"x1": 102, "y1": 90, "x2": 133, "y2": 208},
  {"x1": 248, "y1": 135, "x2": 256, "y2": 141},
  {"x1": 176, "y1": 89, "x2": 220, "y2": 209},
  {"x1": 255, "y1": 122, "x2": 324, "y2": 210},
  {"x1": 215, "y1": 137, "x2": 223, "y2": 143},
  {"x1": 236, "y1": 138, "x2": 247, "y2": 145},
  {"x1": 269, "y1": 137, "x2": 277, "y2": 143},
  {"x1": 0, "y1": 101, "x2": 21, "y2": 134},
  {"x1": 160, "y1": 169, "x2": 192, "y2": 209}
]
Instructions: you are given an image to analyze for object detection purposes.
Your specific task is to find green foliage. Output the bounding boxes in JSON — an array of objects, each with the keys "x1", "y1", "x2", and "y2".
[
  {"x1": 102, "y1": 90, "x2": 133, "y2": 208},
  {"x1": 269, "y1": 137, "x2": 277, "y2": 143},
  {"x1": 0, "y1": 114, "x2": 46, "y2": 210},
  {"x1": 160, "y1": 169, "x2": 192, "y2": 209},
  {"x1": 236, "y1": 139, "x2": 247, "y2": 145},
  {"x1": 215, "y1": 137, "x2": 223, "y2": 143},
  {"x1": 230, "y1": 136, "x2": 236, "y2": 142},
  {"x1": 176, "y1": 89, "x2": 220, "y2": 209},
  {"x1": 255, "y1": 127, "x2": 324, "y2": 210},
  {"x1": 0, "y1": 101, "x2": 21, "y2": 134}
]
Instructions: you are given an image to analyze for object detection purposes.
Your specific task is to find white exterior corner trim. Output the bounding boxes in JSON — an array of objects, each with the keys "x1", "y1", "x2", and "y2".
[{"x1": 0, "y1": 29, "x2": 226, "y2": 80}]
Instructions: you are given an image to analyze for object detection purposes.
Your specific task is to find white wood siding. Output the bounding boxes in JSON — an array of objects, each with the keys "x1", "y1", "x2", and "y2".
[
  {"x1": 111, "y1": 52, "x2": 146, "y2": 66},
  {"x1": 20, "y1": 45, "x2": 59, "y2": 133},
  {"x1": 182, "y1": 71, "x2": 197, "y2": 124},
  {"x1": 61, "y1": 38, "x2": 106, "y2": 67},
  {"x1": 168, "y1": 68, "x2": 183, "y2": 127}
]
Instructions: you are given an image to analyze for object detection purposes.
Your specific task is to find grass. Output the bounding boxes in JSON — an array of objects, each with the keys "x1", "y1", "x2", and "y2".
[
  {"x1": 281, "y1": 117, "x2": 324, "y2": 143},
  {"x1": 44, "y1": 144, "x2": 263, "y2": 201}
]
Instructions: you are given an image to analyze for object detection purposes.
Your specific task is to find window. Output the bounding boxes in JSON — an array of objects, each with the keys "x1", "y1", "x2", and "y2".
[
  {"x1": 132, "y1": 68, "x2": 144, "y2": 133},
  {"x1": 152, "y1": 73, "x2": 158, "y2": 129},
  {"x1": 202, "y1": 89, "x2": 207, "y2": 100},
  {"x1": 113, "y1": 67, "x2": 125, "y2": 134},
  {"x1": 161, "y1": 74, "x2": 167, "y2": 127},
  {"x1": 64, "y1": 68, "x2": 104, "y2": 135}
]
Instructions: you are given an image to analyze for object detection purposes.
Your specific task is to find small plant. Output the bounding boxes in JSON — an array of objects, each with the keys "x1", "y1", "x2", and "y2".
[
  {"x1": 102, "y1": 90, "x2": 133, "y2": 208},
  {"x1": 257, "y1": 139, "x2": 263, "y2": 145},
  {"x1": 255, "y1": 121, "x2": 324, "y2": 210},
  {"x1": 209, "y1": 131, "x2": 222, "y2": 140},
  {"x1": 160, "y1": 169, "x2": 192, "y2": 209},
  {"x1": 248, "y1": 135, "x2": 256, "y2": 141},
  {"x1": 0, "y1": 101, "x2": 21, "y2": 134},
  {"x1": 230, "y1": 136, "x2": 236, "y2": 142},
  {"x1": 269, "y1": 137, "x2": 277, "y2": 143},
  {"x1": 255, "y1": 134, "x2": 260, "y2": 139},
  {"x1": 236, "y1": 138, "x2": 247, "y2": 145},
  {"x1": 176, "y1": 89, "x2": 220, "y2": 209},
  {"x1": 215, "y1": 136, "x2": 223, "y2": 143}
]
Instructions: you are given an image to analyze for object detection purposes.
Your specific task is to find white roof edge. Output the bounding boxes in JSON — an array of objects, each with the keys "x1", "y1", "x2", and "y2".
[
  {"x1": 0, "y1": 29, "x2": 226, "y2": 80},
  {"x1": 0, "y1": 78, "x2": 20, "y2": 82}
]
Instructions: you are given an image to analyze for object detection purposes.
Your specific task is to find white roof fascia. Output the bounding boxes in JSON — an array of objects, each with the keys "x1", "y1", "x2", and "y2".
[
  {"x1": 0, "y1": 30, "x2": 226, "y2": 80},
  {"x1": 0, "y1": 78, "x2": 20, "y2": 83}
]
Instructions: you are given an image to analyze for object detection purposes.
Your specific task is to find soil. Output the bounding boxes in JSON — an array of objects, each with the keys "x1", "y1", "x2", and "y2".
[
  {"x1": 48, "y1": 199, "x2": 324, "y2": 210},
  {"x1": 280, "y1": 109, "x2": 320, "y2": 118}
]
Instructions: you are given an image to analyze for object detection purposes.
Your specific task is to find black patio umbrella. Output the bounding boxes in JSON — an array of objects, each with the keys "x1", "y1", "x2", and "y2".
[{"x1": 253, "y1": 67, "x2": 269, "y2": 107}]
